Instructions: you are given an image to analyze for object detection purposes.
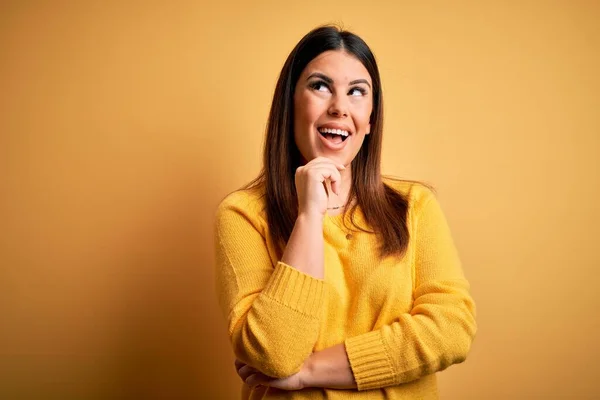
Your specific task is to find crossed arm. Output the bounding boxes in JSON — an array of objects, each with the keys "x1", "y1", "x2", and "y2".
[
  {"x1": 214, "y1": 190, "x2": 476, "y2": 391},
  {"x1": 235, "y1": 342, "x2": 355, "y2": 390}
]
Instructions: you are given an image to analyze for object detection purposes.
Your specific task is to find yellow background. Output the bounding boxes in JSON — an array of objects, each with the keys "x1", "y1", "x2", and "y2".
[{"x1": 1, "y1": 1, "x2": 599, "y2": 398}]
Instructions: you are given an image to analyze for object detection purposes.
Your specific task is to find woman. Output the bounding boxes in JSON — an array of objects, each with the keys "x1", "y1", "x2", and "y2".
[{"x1": 214, "y1": 25, "x2": 476, "y2": 399}]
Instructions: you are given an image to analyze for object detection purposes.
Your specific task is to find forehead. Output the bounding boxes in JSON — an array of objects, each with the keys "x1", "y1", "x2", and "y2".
[{"x1": 301, "y1": 50, "x2": 371, "y2": 83}]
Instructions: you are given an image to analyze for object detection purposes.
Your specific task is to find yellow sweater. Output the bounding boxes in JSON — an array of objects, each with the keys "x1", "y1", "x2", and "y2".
[{"x1": 214, "y1": 180, "x2": 476, "y2": 399}]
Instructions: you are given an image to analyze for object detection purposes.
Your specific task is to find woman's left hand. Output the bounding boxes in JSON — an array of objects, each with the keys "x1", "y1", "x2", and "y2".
[{"x1": 234, "y1": 359, "x2": 308, "y2": 391}]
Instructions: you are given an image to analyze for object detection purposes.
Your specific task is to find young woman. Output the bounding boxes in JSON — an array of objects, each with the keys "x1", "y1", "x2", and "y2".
[{"x1": 214, "y1": 25, "x2": 476, "y2": 399}]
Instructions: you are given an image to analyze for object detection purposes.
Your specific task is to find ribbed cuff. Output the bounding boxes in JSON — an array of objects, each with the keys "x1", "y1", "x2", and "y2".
[
  {"x1": 262, "y1": 261, "x2": 326, "y2": 318},
  {"x1": 345, "y1": 330, "x2": 396, "y2": 390}
]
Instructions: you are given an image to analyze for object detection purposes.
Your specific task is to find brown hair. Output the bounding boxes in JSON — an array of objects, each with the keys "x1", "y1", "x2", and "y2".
[{"x1": 246, "y1": 25, "x2": 423, "y2": 259}]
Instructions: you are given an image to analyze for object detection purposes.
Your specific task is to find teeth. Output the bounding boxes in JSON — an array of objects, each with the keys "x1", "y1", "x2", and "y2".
[{"x1": 319, "y1": 128, "x2": 349, "y2": 137}]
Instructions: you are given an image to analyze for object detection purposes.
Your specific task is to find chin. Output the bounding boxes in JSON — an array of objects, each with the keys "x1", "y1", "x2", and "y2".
[{"x1": 323, "y1": 152, "x2": 346, "y2": 164}]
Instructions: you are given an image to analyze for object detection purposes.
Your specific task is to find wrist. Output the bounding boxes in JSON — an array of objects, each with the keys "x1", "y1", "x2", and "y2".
[{"x1": 297, "y1": 211, "x2": 325, "y2": 224}]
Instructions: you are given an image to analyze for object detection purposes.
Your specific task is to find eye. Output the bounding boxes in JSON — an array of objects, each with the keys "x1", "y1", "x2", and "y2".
[
  {"x1": 349, "y1": 87, "x2": 367, "y2": 96},
  {"x1": 309, "y1": 80, "x2": 330, "y2": 93}
]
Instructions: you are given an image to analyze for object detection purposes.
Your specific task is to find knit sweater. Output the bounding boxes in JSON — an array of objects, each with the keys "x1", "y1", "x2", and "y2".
[{"x1": 214, "y1": 179, "x2": 476, "y2": 399}]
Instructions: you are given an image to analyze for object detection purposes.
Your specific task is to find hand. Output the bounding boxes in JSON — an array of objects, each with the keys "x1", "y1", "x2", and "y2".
[
  {"x1": 295, "y1": 157, "x2": 345, "y2": 217},
  {"x1": 234, "y1": 359, "x2": 308, "y2": 391}
]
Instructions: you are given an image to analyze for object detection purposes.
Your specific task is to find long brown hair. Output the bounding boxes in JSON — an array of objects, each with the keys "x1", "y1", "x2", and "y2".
[{"x1": 246, "y1": 25, "x2": 418, "y2": 259}]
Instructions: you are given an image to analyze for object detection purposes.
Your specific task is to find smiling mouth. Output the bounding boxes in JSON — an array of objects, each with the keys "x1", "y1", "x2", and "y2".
[{"x1": 318, "y1": 127, "x2": 350, "y2": 144}]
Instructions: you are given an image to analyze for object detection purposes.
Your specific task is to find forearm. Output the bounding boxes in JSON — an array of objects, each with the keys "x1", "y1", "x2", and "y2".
[
  {"x1": 302, "y1": 343, "x2": 357, "y2": 390},
  {"x1": 229, "y1": 214, "x2": 326, "y2": 377},
  {"x1": 281, "y1": 213, "x2": 324, "y2": 279}
]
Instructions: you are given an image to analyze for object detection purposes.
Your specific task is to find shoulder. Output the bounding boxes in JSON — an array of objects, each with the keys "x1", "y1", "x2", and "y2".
[
  {"x1": 382, "y1": 176, "x2": 436, "y2": 212},
  {"x1": 215, "y1": 186, "x2": 267, "y2": 230}
]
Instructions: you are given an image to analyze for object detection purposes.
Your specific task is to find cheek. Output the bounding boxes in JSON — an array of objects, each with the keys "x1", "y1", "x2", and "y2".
[
  {"x1": 295, "y1": 94, "x2": 322, "y2": 126},
  {"x1": 294, "y1": 96, "x2": 315, "y2": 145},
  {"x1": 353, "y1": 103, "x2": 372, "y2": 130}
]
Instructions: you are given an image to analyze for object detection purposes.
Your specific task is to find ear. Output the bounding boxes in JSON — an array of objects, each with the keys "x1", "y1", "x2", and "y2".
[{"x1": 365, "y1": 122, "x2": 371, "y2": 135}]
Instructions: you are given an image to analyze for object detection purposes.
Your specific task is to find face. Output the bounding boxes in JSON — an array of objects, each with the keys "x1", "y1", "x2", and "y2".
[{"x1": 293, "y1": 50, "x2": 373, "y2": 166}]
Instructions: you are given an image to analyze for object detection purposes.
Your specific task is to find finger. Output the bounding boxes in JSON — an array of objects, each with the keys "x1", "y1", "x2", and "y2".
[
  {"x1": 246, "y1": 373, "x2": 271, "y2": 387},
  {"x1": 307, "y1": 157, "x2": 346, "y2": 170},
  {"x1": 330, "y1": 179, "x2": 340, "y2": 197},
  {"x1": 234, "y1": 359, "x2": 245, "y2": 371},
  {"x1": 301, "y1": 159, "x2": 343, "y2": 177},
  {"x1": 310, "y1": 164, "x2": 342, "y2": 183},
  {"x1": 238, "y1": 364, "x2": 257, "y2": 381},
  {"x1": 318, "y1": 167, "x2": 343, "y2": 195},
  {"x1": 301, "y1": 164, "x2": 343, "y2": 196},
  {"x1": 322, "y1": 181, "x2": 330, "y2": 197},
  {"x1": 246, "y1": 373, "x2": 257, "y2": 386}
]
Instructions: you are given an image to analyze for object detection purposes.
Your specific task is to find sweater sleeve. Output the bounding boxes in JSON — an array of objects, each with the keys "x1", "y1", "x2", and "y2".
[
  {"x1": 344, "y1": 190, "x2": 477, "y2": 390},
  {"x1": 214, "y1": 194, "x2": 327, "y2": 378}
]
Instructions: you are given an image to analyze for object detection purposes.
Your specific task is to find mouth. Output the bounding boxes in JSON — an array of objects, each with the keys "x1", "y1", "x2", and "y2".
[{"x1": 317, "y1": 127, "x2": 350, "y2": 145}]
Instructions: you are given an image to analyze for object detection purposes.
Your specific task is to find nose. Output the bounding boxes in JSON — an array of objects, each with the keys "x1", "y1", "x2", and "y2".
[{"x1": 327, "y1": 94, "x2": 348, "y2": 118}]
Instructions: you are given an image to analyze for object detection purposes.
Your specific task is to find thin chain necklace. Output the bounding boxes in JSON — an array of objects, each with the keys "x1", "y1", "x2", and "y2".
[{"x1": 327, "y1": 195, "x2": 352, "y2": 210}]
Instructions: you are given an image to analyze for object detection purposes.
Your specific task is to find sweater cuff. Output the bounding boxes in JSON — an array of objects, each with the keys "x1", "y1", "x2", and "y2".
[
  {"x1": 345, "y1": 330, "x2": 396, "y2": 390},
  {"x1": 261, "y1": 261, "x2": 326, "y2": 318}
]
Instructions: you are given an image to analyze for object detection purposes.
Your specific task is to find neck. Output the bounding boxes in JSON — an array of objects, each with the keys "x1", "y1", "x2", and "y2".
[
  {"x1": 326, "y1": 166, "x2": 352, "y2": 212},
  {"x1": 339, "y1": 166, "x2": 353, "y2": 200}
]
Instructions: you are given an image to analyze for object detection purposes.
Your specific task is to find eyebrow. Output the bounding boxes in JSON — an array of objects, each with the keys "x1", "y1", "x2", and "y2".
[{"x1": 307, "y1": 72, "x2": 372, "y2": 89}]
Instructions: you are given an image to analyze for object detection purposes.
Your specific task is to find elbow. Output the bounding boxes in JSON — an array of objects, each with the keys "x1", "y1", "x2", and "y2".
[
  {"x1": 447, "y1": 291, "x2": 477, "y2": 363},
  {"x1": 231, "y1": 321, "x2": 314, "y2": 378},
  {"x1": 450, "y1": 332, "x2": 474, "y2": 365},
  {"x1": 446, "y1": 309, "x2": 477, "y2": 365},
  {"x1": 235, "y1": 347, "x2": 305, "y2": 378},
  {"x1": 263, "y1": 357, "x2": 305, "y2": 379},
  {"x1": 432, "y1": 327, "x2": 475, "y2": 374}
]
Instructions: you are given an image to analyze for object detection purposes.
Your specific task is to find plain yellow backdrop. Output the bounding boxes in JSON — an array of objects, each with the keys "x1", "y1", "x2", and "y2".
[{"x1": 1, "y1": 1, "x2": 599, "y2": 398}]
